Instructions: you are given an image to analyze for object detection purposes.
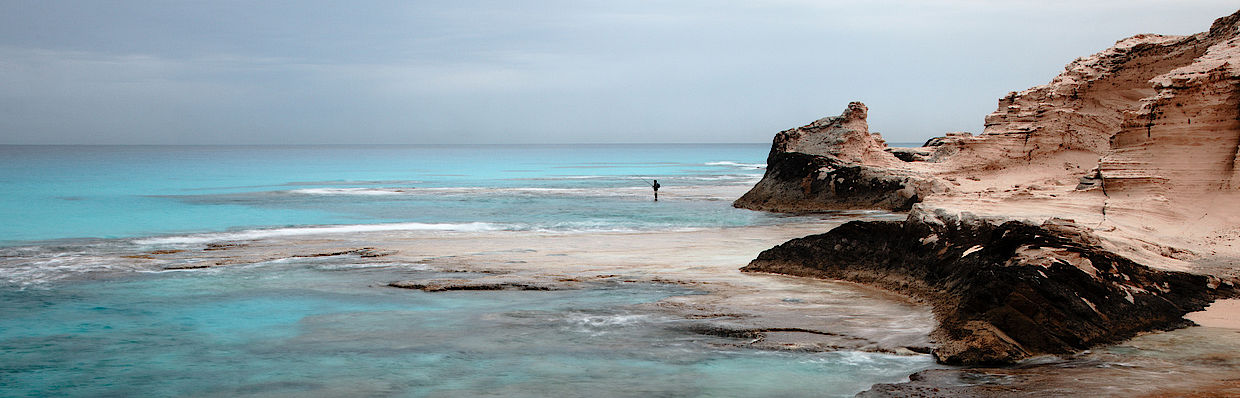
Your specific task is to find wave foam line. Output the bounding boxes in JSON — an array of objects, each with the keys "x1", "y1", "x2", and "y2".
[
  {"x1": 132, "y1": 222, "x2": 507, "y2": 245},
  {"x1": 705, "y1": 161, "x2": 766, "y2": 169},
  {"x1": 289, "y1": 188, "x2": 408, "y2": 196}
]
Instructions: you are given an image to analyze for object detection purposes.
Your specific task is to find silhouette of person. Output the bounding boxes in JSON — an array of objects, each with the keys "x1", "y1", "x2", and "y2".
[{"x1": 652, "y1": 179, "x2": 660, "y2": 201}]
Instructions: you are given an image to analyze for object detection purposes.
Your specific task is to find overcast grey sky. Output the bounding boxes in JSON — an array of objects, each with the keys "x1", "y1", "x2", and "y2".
[{"x1": 1, "y1": 1, "x2": 1236, "y2": 145}]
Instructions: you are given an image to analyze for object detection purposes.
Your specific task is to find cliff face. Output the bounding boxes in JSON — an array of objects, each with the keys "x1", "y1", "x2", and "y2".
[
  {"x1": 735, "y1": 9, "x2": 1240, "y2": 211},
  {"x1": 744, "y1": 207, "x2": 1236, "y2": 365},
  {"x1": 735, "y1": 9, "x2": 1240, "y2": 367},
  {"x1": 1099, "y1": 14, "x2": 1240, "y2": 192},
  {"x1": 952, "y1": 34, "x2": 1208, "y2": 166}
]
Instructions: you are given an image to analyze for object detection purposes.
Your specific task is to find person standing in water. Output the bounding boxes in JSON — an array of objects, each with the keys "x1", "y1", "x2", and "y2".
[{"x1": 652, "y1": 179, "x2": 660, "y2": 201}]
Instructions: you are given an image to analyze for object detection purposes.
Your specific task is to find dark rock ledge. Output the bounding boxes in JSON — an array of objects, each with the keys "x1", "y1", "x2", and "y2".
[{"x1": 742, "y1": 206, "x2": 1237, "y2": 366}]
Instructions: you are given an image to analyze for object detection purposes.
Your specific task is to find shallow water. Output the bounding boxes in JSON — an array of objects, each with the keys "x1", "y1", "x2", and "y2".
[
  {"x1": 0, "y1": 258, "x2": 937, "y2": 397},
  {"x1": 0, "y1": 144, "x2": 784, "y2": 245},
  {"x1": 868, "y1": 325, "x2": 1240, "y2": 396},
  {"x1": 0, "y1": 144, "x2": 946, "y2": 397}
]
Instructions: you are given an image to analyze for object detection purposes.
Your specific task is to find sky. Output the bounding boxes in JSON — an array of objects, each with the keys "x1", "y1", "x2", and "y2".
[{"x1": 0, "y1": 1, "x2": 1236, "y2": 145}]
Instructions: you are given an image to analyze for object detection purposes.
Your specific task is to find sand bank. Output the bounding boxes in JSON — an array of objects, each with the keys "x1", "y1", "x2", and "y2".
[
  {"x1": 123, "y1": 218, "x2": 934, "y2": 354},
  {"x1": 1187, "y1": 299, "x2": 1240, "y2": 329}
]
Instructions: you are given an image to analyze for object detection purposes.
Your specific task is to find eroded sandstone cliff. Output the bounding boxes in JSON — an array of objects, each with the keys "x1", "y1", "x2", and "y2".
[
  {"x1": 1099, "y1": 13, "x2": 1240, "y2": 192},
  {"x1": 733, "y1": 102, "x2": 940, "y2": 212},
  {"x1": 735, "y1": 9, "x2": 1240, "y2": 214},
  {"x1": 736, "y1": 9, "x2": 1240, "y2": 367}
]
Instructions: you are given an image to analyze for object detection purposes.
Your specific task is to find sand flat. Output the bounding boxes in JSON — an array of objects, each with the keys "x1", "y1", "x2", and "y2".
[{"x1": 1186, "y1": 299, "x2": 1240, "y2": 329}]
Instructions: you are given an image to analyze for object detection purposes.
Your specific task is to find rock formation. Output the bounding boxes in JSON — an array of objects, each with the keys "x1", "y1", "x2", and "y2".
[
  {"x1": 1099, "y1": 14, "x2": 1240, "y2": 192},
  {"x1": 733, "y1": 102, "x2": 940, "y2": 212},
  {"x1": 736, "y1": 9, "x2": 1240, "y2": 212},
  {"x1": 736, "y1": 9, "x2": 1240, "y2": 366},
  {"x1": 743, "y1": 206, "x2": 1235, "y2": 365}
]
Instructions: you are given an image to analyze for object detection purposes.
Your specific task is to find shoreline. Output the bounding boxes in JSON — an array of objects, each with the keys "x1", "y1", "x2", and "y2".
[
  {"x1": 20, "y1": 217, "x2": 1240, "y2": 395},
  {"x1": 6, "y1": 201, "x2": 1238, "y2": 395},
  {"x1": 1185, "y1": 299, "x2": 1240, "y2": 330},
  {"x1": 106, "y1": 219, "x2": 939, "y2": 356}
]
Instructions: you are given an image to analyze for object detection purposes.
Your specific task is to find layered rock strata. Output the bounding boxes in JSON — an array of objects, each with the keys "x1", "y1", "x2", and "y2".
[
  {"x1": 1099, "y1": 16, "x2": 1240, "y2": 192},
  {"x1": 733, "y1": 102, "x2": 939, "y2": 212},
  {"x1": 743, "y1": 207, "x2": 1236, "y2": 365},
  {"x1": 733, "y1": 10, "x2": 1240, "y2": 366},
  {"x1": 735, "y1": 9, "x2": 1240, "y2": 212}
]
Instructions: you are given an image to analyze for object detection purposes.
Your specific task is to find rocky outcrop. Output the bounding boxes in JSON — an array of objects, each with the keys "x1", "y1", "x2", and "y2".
[
  {"x1": 743, "y1": 207, "x2": 1236, "y2": 366},
  {"x1": 737, "y1": 10, "x2": 1240, "y2": 213},
  {"x1": 734, "y1": 7, "x2": 1240, "y2": 367},
  {"x1": 733, "y1": 102, "x2": 940, "y2": 212},
  {"x1": 935, "y1": 12, "x2": 1237, "y2": 174}
]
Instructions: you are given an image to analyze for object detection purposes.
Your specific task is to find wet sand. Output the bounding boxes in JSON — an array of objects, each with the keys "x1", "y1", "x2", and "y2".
[
  {"x1": 125, "y1": 218, "x2": 935, "y2": 355},
  {"x1": 1187, "y1": 299, "x2": 1240, "y2": 330}
]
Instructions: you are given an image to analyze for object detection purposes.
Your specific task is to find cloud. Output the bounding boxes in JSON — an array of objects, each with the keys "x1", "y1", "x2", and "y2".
[{"x1": 1, "y1": 1, "x2": 1238, "y2": 144}]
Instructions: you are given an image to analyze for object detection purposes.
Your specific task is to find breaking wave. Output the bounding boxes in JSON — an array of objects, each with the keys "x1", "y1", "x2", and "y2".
[
  {"x1": 132, "y1": 222, "x2": 507, "y2": 245},
  {"x1": 705, "y1": 161, "x2": 766, "y2": 169}
]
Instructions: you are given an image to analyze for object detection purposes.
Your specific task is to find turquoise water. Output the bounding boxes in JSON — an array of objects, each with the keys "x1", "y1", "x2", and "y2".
[
  {"x1": 0, "y1": 145, "x2": 937, "y2": 397},
  {"x1": 0, "y1": 144, "x2": 784, "y2": 245},
  {"x1": 0, "y1": 259, "x2": 936, "y2": 397}
]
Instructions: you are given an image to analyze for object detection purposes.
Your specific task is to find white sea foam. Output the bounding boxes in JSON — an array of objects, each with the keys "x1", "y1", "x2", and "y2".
[
  {"x1": 132, "y1": 222, "x2": 507, "y2": 245},
  {"x1": 1, "y1": 255, "x2": 147, "y2": 288},
  {"x1": 705, "y1": 161, "x2": 766, "y2": 169},
  {"x1": 687, "y1": 174, "x2": 764, "y2": 181},
  {"x1": 289, "y1": 188, "x2": 409, "y2": 196},
  {"x1": 569, "y1": 313, "x2": 653, "y2": 327},
  {"x1": 564, "y1": 312, "x2": 661, "y2": 336}
]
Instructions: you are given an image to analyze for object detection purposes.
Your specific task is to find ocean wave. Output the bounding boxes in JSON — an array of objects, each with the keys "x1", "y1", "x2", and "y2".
[
  {"x1": 184, "y1": 180, "x2": 424, "y2": 192},
  {"x1": 132, "y1": 222, "x2": 507, "y2": 245},
  {"x1": 687, "y1": 174, "x2": 763, "y2": 181},
  {"x1": 1, "y1": 255, "x2": 150, "y2": 288},
  {"x1": 289, "y1": 188, "x2": 410, "y2": 196},
  {"x1": 524, "y1": 221, "x2": 701, "y2": 234},
  {"x1": 705, "y1": 161, "x2": 766, "y2": 169}
]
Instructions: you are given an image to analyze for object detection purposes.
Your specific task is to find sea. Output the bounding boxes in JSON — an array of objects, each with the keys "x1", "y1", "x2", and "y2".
[{"x1": 0, "y1": 144, "x2": 944, "y2": 397}]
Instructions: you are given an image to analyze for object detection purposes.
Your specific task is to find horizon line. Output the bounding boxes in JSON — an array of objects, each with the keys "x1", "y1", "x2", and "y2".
[{"x1": 0, "y1": 140, "x2": 930, "y2": 147}]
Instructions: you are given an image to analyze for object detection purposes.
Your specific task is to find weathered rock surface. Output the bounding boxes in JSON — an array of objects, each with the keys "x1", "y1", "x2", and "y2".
[
  {"x1": 733, "y1": 9, "x2": 1240, "y2": 368},
  {"x1": 936, "y1": 10, "x2": 1240, "y2": 180},
  {"x1": 733, "y1": 102, "x2": 940, "y2": 212},
  {"x1": 1098, "y1": 12, "x2": 1240, "y2": 192},
  {"x1": 743, "y1": 206, "x2": 1236, "y2": 366},
  {"x1": 736, "y1": 9, "x2": 1240, "y2": 213}
]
